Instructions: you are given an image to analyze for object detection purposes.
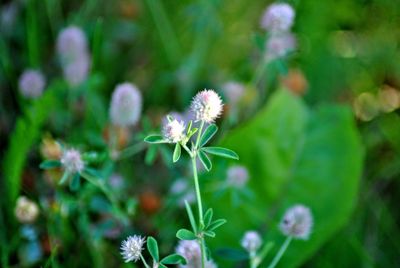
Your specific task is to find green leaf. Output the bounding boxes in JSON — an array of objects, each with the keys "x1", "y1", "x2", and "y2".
[
  {"x1": 204, "y1": 208, "x2": 213, "y2": 228},
  {"x1": 69, "y1": 173, "x2": 81, "y2": 191},
  {"x1": 144, "y1": 134, "x2": 167, "y2": 144},
  {"x1": 185, "y1": 201, "x2": 197, "y2": 233},
  {"x1": 202, "y1": 147, "x2": 239, "y2": 160},
  {"x1": 204, "y1": 230, "x2": 215, "y2": 238},
  {"x1": 173, "y1": 143, "x2": 181, "y2": 163},
  {"x1": 208, "y1": 219, "x2": 227, "y2": 231},
  {"x1": 198, "y1": 150, "x2": 212, "y2": 171},
  {"x1": 208, "y1": 89, "x2": 363, "y2": 267},
  {"x1": 58, "y1": 172, "x2": 70, "y2": 185},
  {"x1": 147, "y1": 236, "x2": 159, "y2": 262},
  {"x1": 176, "y1": 229, "x2": 197, "y2": 240},
  {"x1": 39, "y1": 160, "x2": 61, "y2": 169},
  {"x1": 161, "y1": 254, "x2": 187, "y2": 265},
  {"x1": 200, "y1": 124, "x2": 218, "y2": 147}
]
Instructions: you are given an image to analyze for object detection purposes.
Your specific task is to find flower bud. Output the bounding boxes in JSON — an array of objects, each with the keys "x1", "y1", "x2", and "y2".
[
  {"x1": 241, "y1": 231, "x2": 262, "y2": 253},
  {"x1": 109, "y1": 83, "x2": 142, "y2": 127},
  {"x1": 15, "y1": 196, "x2": 39, "y2": 223},
  {"x1": 162, "y1": 118, "x2": 186, "y2": 143},
  {"x1": 60, "y1": 149, "x2": 84, "y2": 173},
  {"x1": 279, "y1": 204, "x2": 313, "y2": 240}
]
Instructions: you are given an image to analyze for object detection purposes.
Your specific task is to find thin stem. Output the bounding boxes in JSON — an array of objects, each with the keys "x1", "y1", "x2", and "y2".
[
  {"x1": 181, "y1": 143, "x2": 193, "y2": 158},
  {"x1": 140, "y1": 254, "x2": 151, "y2": 268},
  {"x1": 249, "y1": 251, "x2": 257, "y2": 268},
  {"x1": 267, "y1": 236, "x2": 292, "y2": 268},
  {"x1": 191, "y1": 156, "x2": 206, "y2": 268},
  {"x1": 195, "y1": 121, "x2": 205, "y2": 149}
]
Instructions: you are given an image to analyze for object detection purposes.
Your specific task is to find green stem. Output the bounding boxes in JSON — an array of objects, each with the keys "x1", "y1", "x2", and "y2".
[
  {"x1": 191, "y1": 120, "x2": 206, "y2": 268},
  {"x1": 140, "y1": 254, "x2": 151, "y2": 268},
  {"x1": 267, "y1": 236, "x2": 292, "y2": 268},
  {"x1": 249, "y1": 251, "x2": 257, "y2": 268}
]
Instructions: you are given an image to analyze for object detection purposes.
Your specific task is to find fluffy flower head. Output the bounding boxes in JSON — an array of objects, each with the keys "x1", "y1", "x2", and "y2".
[
  {"x1": 191, "y1": 89, "x2": 223, "y2": 123},
  {"x1": 18, "y1": 69, "x2": 46, "y2": 99},
  {"x1": 61, "y1": 149, "x2": 84, "y2": 173},
  {"x1": 15, "y1": 196, "x2": 39, "y2": 223},
  {"x1": 261, "y1": 3, "x2": 295, "y2": 33},
  {"x1": 221, "y1": 81, "x2": 245, "y2": 105},
  {"x1": 280, "y1": 204, "x2": 313, "y2": 240},
  {"x1": 163, "y1": 118, "x2": 186, "y2": 143},
  {"x1": 176, "y1": 240, "x2": 217, "y2": 268},
  {"x1": 241, "y1": 231, "x2": 262, "y2": 253},
  {"x1": 109, "y1": 83, "x2": 142, "y2": 127},
  {"x1": 266, "y1": 32, "x2": 296, "y2": 60},
  {"x1": 57, "y1": 26, "x2": 88, "y2": 62},
  {"x1": 227, "y1": 165, "x2": 249, "y2": 188},
  {"x1": 120, "y1": 235, "x2": 146, "y2": 263}
]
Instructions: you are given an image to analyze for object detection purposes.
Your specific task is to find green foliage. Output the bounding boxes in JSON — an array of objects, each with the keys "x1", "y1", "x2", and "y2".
[
  {"x1": 2, "y1": 82, "x2": 60, "y2": 211},
  {"x1": 209, "y1": 89, "x2": 363, "y2": 267}
]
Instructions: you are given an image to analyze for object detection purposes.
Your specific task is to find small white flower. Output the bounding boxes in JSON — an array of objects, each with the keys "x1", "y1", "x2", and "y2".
[
  {"x1": 120, "y1": 235, "x2": 146, "y2": 263},
  {"x1": 280, "y1": 204, "x2": 313, "y2": 240},
  {"x1": 241, "y1": 231, "x2": 262, "y2": 253},
  {"x1": 15, "y1": 196, "x2": 39, "y2": 223},
  {"x1": 226, "y1": 165, "x2": 249, "y2": 188},
  {"x1": 266, "y1": 32, "x2": 296, "y2": 60},
  {"x1": 191, "y1": 89, "x2": 223, "y2": 123},
  {"x1": 109, "y1": 82, "x2": 142, "y2": 127},
  {"x1": 260, "y1": 3, "x2": 295, "y2": 33},
  {"x1": 163, "y1": 118, "x2": 186, "y2": 143},
  {"x1": 56, "y1": 26, "x2": 91, "y2": 87},
  {"x1": 221, "y1": 81, "x2": 245, "y2": 105},
  {"x1": 176, "y1": 240, "x2": 217, "y2": 268},
  {"x1": 60, "y1": 149, "x2": 84, "y2": 173},
  {"x1": 18, "y1": 69, "x2": 46, "y2": 99}
]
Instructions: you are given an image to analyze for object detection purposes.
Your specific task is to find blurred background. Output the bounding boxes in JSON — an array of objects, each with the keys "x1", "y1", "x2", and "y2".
[{"x1": 1, "y1": 0, "x2": 400, "y2": 267}]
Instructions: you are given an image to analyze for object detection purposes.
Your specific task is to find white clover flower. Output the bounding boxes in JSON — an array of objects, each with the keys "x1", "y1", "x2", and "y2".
[
  {"x1": 266, "y1": 32, "x2": 296, "y2": 60},
  {"x1": 62, "y1": 53, "x2": 91, "y2": 87},
  {"x1": 60, "y1": 149, "x2": 84, "y2": 173},
  {"x1": 191, "y1": 89, "x2": 223, "y2": 123},
  {"x1": 18, "y1": 69, "x2": 46, "y2": 99},
  {"x1": 163, "y1": 118, "x2": 186, "y2": 143},
  {"x1": 241, "y1": 231, "x2": 262, "y2": 253},
  {"x1": 280, "y1": 204, "x2": 313, "y2": 240},
  {"x1": 221, "y1": 81, "x2": 245, "y2": 105},
  {"x1": 176, "y1": 240, "x2": 217, "y2": 268},
  {"x1": 56, "y1": 26, "x2": 91, "y2": 87},
  {"x1": 120, "y1": 235, "x2": 146, "y2": 263},
  {"x1": 226, "y1": 165, "x2": 249, "y2": 188},
  {"x1": 260, "y1": 3, "x2": 295, "y2": 33},
  {"x1": 57, "y1": 26, "x2": 88, "y2": 63},
  {"x1": 15, "y1": 196, "x2": 39, "y2": 223},
  {"x1": 109, "y1": 82, "x2": 142, "y2": 127}
]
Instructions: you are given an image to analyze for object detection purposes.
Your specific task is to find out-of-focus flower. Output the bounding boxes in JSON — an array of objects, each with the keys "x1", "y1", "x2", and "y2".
[
  {"x1": 170, "y1": 178, "x2": 196, "y2": 206},
  {"x1": 108, "y1": 173, "x2": 125, "y2": 191},
  {"x1": 62, "y1": 54, "x2": 90, "y2": 87},
  {"x1": 260, "y1": 3, "x2": 295, "y2": 33},
  {"x1": 163, "y1": 118, "x2": 186, "y2": 143},
  {"x1": 281, "y1": 69, "x2": 308, "y2": 95},
  {"x1": 109, "y1": 83, "x2": 142, "y2": 127},
  {"x1": 226, "y1": 165, "x2": 249, "y2": 188},
  {"x1": 241, "y1": 231, "x2": 262, "y2": 253},
  {"x1": 221, "y1": 81, "x2": 245, "y2": 105},
  {"x1": 191, "y1": 89, "x2": 223, "y2": 123},
  {"x1": 56, "y1": 26, "x2": 90, "y2": 87},
  {"x1": 265, "y1": 33, "x2": 296, "y2": 60},
  {"x1": 353, "y1": 92, "x2": 380, "y2": 121},
  {"x1": 15, "y1": 196, "x2": 39, "y2": 224},
  {"x1": 1, "y1": 2, "x2": 18, "y2": 33},
  {"x1": 279, "y1": 204, "x2": 313, "y2": 240},
  {"x1": 18, "y1": 69, "x2": 46, "y2": 99},
  {"x1": 378, "y1": 86, "x2": 400, "y2": 113},
  {"x1": 60, "y1": 149, "x2": 84, "y2": 173},
  {"x1": 176, "y1": 240, "x2": 217, "y2": 268},
  {"x1": 40, "y1": 137, "x2": 62, "y2": 160},
  {"x1": 120, "y1": 235, "x2": 146, "y2": 263}
]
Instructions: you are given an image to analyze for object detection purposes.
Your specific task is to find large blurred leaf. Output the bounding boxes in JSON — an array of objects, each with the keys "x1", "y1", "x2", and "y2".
[{"x1": 208, "y1": 89, "x2": 363, "y2": 267}]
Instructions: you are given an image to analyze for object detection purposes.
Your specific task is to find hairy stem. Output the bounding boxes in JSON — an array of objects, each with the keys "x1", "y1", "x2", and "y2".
[{"x1": 267, "y1": 236, "x2": 292, "y2": 268}]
